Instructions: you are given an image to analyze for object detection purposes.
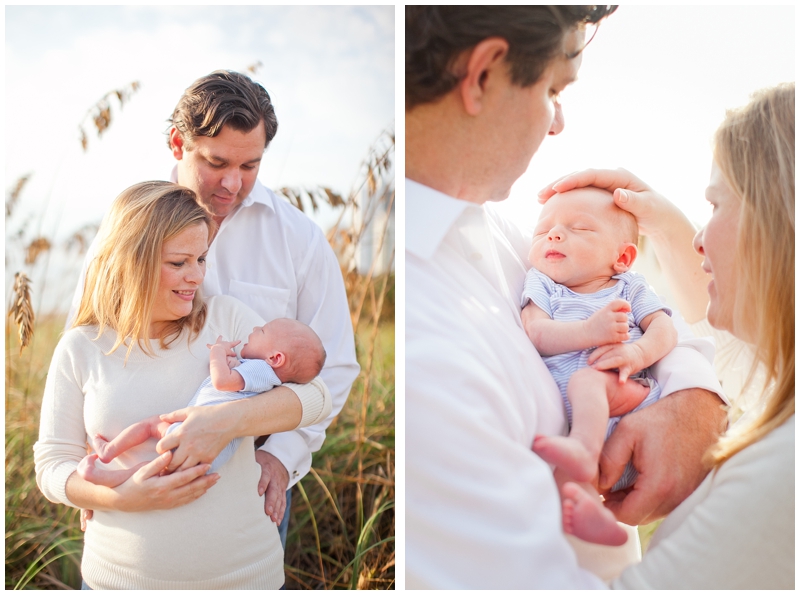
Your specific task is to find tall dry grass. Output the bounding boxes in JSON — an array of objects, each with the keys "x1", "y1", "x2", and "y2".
[{"x1": 5, "y1": 87, "x2": 394, "y2": 588}]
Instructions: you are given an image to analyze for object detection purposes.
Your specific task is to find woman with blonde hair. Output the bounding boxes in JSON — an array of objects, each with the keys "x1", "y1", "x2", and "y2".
[
  {"x1": 546, "y1": 82, "x2": 794, "y2": 588},
  {"x1": 34, "y1": 181, "x2": 331, "y2": 589}
]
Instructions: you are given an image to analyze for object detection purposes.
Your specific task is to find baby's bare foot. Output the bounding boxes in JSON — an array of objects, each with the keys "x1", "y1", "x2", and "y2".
[
  {"x1": 533, "y1": 435, "x2": 596, "y2": 483},
  {"x1": 77, "y1": 453, "x2": 101, "y2": 482},
  {"x1": 562, "y1": 482, "x2": 628, "y2": 546},
  {"x1": 607, "y1": 377, "x2": 651, "y2": 418},
  {"x1": 91, "y1": 434, "x2": 113, "y2": 463}
]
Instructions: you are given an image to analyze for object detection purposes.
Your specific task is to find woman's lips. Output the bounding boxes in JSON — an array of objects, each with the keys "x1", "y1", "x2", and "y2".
[{"x1": 173, "y1": 290, "x2": 195, "y2": 301}]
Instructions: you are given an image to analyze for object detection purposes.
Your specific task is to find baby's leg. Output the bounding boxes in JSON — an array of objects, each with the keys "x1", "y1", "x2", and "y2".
[
  {"x1": 92, "y1": 415, "x2": 167, "y2": 463},
  {"x1": 76, "y1": 453, "x2": 147, "y2": 488},
  {"x1": 561, "y1": 481, "x2": 627, "y2": 546},
  {"x1": 534, "y1": 368, "x2": 649, "y2": 483},
  {"x1": 533, "y1": 367, "x2": 610, "y2": 482}
]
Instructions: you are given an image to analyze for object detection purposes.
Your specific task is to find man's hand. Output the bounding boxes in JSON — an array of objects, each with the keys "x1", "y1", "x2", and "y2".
[
  {"x1": 255, "y1": 450, "x2": 290, "y2": 524},
  {"x1": 80, "y1": 509, "x2": 93, "y2": 531},
  {"x1": 598, "y1": 388, "x2": 727, "y2": 525},
  {"x1": 584, "y1": 299, "x2": 630, "y2": 346}
]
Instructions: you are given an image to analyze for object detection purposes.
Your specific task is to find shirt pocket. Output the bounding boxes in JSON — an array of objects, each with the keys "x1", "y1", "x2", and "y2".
[{"x1": 228, "y1": 280, "x2": 291, "y2": 322}]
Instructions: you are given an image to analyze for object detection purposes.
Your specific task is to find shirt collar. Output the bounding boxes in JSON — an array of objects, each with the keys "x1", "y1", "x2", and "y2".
[
  {"x1": 406, "y1": 178, "x2": 471, "y2": 260},
  {"x1": 169, "y1": 165, "x2": 277, "y2": 214}
]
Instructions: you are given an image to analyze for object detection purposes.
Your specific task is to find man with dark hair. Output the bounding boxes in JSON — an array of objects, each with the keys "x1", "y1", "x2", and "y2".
[
  {"x1": 406, "y1": 6, "x2": 725, "y2": 588},
  {"x1": 71, "y1": 70, "x2": 359, "y2": 548}
]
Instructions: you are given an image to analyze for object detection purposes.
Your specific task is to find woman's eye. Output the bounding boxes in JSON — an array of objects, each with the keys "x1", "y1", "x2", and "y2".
[{"x1": 170, "y1": 262, "x2": 184, "y2": 267}]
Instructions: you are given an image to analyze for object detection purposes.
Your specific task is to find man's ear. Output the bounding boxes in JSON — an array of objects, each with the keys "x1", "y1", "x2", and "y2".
[
  {"x1": 169, "y1": 127, "x2": 186, "y2": 160},
  {"x1": 458, "y1": 37, "x2": 509, "y2": 116},
  {"x1": 613, "y1": 242, "x2": 638, "y2": 273},
  {"x1": 267, "y1": 351, "x2": 286, "y2": 369}
]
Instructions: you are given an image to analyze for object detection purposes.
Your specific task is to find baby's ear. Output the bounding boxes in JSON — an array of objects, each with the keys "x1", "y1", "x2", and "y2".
[
  {"x1": 613, "y1": 242, "x2": 638, "y2": 273},
  {"x1": 267, "y1": 351, "x2": 286, "y2": 369}
]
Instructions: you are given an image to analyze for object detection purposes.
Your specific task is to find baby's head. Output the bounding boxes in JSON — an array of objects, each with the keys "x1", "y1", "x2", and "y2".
[
  {"x1": 529, "y1": 187, "x2": 639, "y2": 290},
  {"x1": 240, "y1": 319, "x2": 326, "y2": 384}
]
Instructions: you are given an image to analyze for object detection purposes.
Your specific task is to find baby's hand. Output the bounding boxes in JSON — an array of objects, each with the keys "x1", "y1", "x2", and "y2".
[
  {"x1": 587, "y1": 342, "x2": 645, "y2": 383},
  {"x1": 583, "y1": 299, "x2": 631, "y2": 346},
  {"x1": 208, "y1": 336, "x2": 241, "y2": 369},
  {"x1": 207, "y1": 335, "x2": 241, "y2": 353}
]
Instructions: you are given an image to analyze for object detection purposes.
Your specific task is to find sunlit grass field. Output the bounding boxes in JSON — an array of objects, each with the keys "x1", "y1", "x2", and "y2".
[{"x1": 5, "y1": 306, "x2": 394, "y2": 589}]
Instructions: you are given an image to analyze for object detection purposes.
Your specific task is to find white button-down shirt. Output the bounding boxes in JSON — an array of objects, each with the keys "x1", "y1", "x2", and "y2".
[
  {"x1": 406, "y1": 179, "x2": 723, "y2": 588},
  {"x1": 69, "y1": 173, "x2": 360, "y2": 487}
]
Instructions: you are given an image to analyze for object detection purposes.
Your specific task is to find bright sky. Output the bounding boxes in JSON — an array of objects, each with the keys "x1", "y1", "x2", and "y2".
[
  {"x1": 5, "y1": 5, "x2": 393, "y2": 312},
  {"x1": 5, "y1": 5, "x2": 394, "y2": 243},
  {"x1": 493, "y1": 5, "x2": 795, "y2": 231}
]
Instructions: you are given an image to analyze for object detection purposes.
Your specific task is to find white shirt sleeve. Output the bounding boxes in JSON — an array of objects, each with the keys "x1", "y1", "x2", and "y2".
[
  {"x1": 651, "y1": 308, "x2": 728, "y2": 406},
  {"x1": 257, "y1": 227, "x2": 359, "y2": 487},
  {"x1": 613, "y1": 417, "x2": 794, "y2": 589}
]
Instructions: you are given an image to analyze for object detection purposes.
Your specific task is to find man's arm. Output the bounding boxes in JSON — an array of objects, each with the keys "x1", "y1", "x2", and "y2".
[{"x1": 257, "y1": 229, "x2": 359, "y2": 488}]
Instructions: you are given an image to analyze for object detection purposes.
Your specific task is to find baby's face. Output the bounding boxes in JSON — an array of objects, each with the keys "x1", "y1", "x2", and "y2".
[
  {"x1": 529, "y1": 188, "x2": 633, "y2": 289},
  {"x1": 240, "y1": 322, "x2": 284, "y2": 360}
]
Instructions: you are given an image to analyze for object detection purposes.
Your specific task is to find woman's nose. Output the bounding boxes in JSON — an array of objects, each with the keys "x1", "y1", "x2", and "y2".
[
  {"x1": 187, "y1": 263, "x2": 204, "y2": 283},
  {"x1": 693, "y1": 227, "x2": 705, "y2": 255}
]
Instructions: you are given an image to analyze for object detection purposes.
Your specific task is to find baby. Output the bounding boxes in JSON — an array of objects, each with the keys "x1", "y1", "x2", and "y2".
[
  {"x1": 77, "y1": 318, "x2": 326, "y2": 487},
  {"x1": 521, "y1": 187, "x2": 677, "y2": 546}
]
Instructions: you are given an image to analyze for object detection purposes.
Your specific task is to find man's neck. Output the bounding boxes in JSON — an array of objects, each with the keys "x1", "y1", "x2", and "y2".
[{"x1": 406, "y1": 100, "x2": 496, "y2": 205}]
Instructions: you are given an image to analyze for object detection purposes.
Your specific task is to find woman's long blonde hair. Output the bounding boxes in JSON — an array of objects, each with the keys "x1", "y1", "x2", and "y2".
[
  {"x1": 72, "y1": 181, "x2": 213, "y2": 359},
  {"x1": 708, "y1": 82, "x2": 795, "y2": 466}
]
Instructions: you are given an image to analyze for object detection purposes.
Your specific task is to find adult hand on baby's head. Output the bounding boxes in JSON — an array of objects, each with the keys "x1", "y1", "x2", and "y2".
[{"x1": 537, "y1": 168, "x2": 678, "y2": 240}]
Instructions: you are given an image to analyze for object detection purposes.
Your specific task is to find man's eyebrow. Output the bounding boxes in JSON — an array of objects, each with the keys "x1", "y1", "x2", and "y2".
[{"x1": 207, "y1": 154, "x2": 263, "y2": 165}]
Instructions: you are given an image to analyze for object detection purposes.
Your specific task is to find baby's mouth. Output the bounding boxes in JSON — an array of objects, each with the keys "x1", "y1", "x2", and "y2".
[{"x1": 545, "y1": 250, "x2": 565, "y2": 259}]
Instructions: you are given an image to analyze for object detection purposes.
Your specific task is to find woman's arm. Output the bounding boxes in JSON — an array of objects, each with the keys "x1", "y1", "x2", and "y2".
[
  {"x1": 65, "y1": 451, "x2": 218, "y2": 512},
  {"x1": 539, "y1": 168, "x2": 711, "y2": 323},
  {"x1": 35, "y1": 332, "x2": 220, "y2": 514},
  {"x1": 157, "y1": 378, "x2": 331, "y2": 472}
]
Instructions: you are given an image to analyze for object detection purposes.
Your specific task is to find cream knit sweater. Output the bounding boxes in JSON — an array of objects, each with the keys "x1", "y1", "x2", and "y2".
[{"x1": 34, "y1": 295, "x2": 332, "y2": 589}]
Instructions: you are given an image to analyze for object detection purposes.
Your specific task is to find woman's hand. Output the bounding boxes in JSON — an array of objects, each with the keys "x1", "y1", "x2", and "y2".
[
  {"x1": 67, "y1": 450, "x2": 219, "y2": 515},
  {"x1": 112, "y1": 451, "x2": 219, "y2": 512},
  {"x1": 157, "y1": 406, "x2": 236, "y2": 472},
  {"x1": 539, "y1": 168, "x2": 710, "y2": 323},
  {"x1": 538, "y1": 168, "x2": 681, "y2": 238}
]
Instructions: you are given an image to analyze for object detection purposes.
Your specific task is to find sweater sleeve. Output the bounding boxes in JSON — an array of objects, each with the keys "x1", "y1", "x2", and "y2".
[
  {"x1": 613, "y1": 416, "x2": 795, "y2": 589},
  {"x1": 33, "y1": 332, "x2": 90, "y2": 508}
]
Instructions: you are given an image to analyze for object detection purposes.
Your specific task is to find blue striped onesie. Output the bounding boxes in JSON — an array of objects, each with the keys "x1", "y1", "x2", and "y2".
[
  {"x1": 522, "y1": 268, "x2": 671, "y2": 490},
  {"x1": 166, "y1": 358, "x2": 281, "y2": 473}
]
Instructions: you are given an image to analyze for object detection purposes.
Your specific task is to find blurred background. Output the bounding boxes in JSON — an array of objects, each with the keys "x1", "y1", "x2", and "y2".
[
  {"x1": 6, "y1": 5, "x2": 395, "y2": 590},
  {"x1": 495, "y1": 4, "x2": 794, "y2": 304}
]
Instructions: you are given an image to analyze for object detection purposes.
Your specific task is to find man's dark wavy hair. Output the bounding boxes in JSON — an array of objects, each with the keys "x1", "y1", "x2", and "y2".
[
  {"x1": 167, "y1": 70, "x2": 278, "y2": 149},
  {"x1": 406, "y1": 5, "x2": 618, "y2": 110}
]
